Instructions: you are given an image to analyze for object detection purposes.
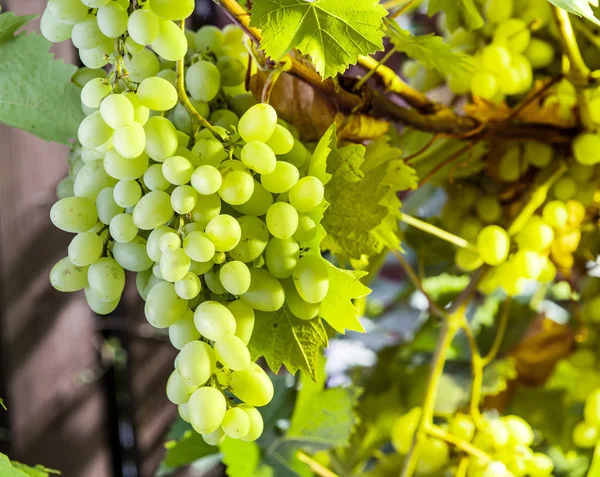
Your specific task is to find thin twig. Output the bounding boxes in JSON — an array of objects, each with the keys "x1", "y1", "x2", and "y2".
[
  {"x1": 392, "y1": 250, "x2": 447, "y2": 319},
  {"x1": 418, "y1": 144, "x2": 471, "y2": 187},
  {"x1": 427, "y1": 425, "x2": 491, "y2": 462},
  {"x1": 481, "y1": 298, "x2": 510, "y2": 366},
  {"x1": 455, "y1": 457, "x2": 469, "y2": 477},
  {"x1": 461, "y1": 320, "x2": 485, "y2": 428},
  {"x1": 355, "y1": 49, "x2": 396, "y2": 91},
  {"x1": 506, "y1": 76, "x2": 561, "y2": 121},
  {"x1": 297, "y1": 451, "x2": 341, "y2": 477},
  {"x1": 403, "y1": 134, "x2": 440, "y2": 164},
  {"x1": 389, "y1": 0, "x2": 418, "y2": 19}
]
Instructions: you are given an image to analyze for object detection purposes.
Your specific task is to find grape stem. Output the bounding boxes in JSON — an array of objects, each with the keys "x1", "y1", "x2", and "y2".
[
  {"x1": 296, "y1": 451, "x2": 341, "y2": 477},
  {"x1": 551, "y1": 6, "x2": 593, "y2": 130},
  {"x1": 175, "y1": 20, "x2": 223, "y2": 141},
  {"x1": 461, "y1": 319, "x2": 485, "y2": 429},
  {"x1": 261, "y1": 57, "x2": 292, "y2": 104},
  {"x1": 481, "y1": 298, "x2": 510, "y2": 366},
  {"x1": 427, "y1": 425, "x2": 490, "y2": 462},
  {"x1": 398, "y1": 212, "x2": 478, "y2": 253},
  {"x1": 588, "y1": 436, "x2": 600, "y2": 475}
]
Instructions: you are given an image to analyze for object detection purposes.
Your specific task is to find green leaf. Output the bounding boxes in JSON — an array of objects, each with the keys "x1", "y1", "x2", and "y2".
[
  {"x1": 308, "y1": 124, "x2": 336, "y2": 185},
  {"x1": 319, "y1": 264, "x2": 370, "y2": 334},
  {"x1": 0, "y1": 12, "x2": 37, "y2": 43},
  {"x1": 248, "y1": 308, "x2": 328, "y2": 380},
  {"x1": 0, "y1": 398, "x2": 6, "y2": 410},
  {"x1": 160, "y1": 422, "x2": 219, "y2": 472},
  {"x1": 421, "y1": 273, "x2": 470, "y2": 304},
  {"x1": 221, "y1": 439, "x2": 273, "y2": 477},
  {"x1": 0, "y1": 18, "x2": 84, "y2": 143},
  {"x1": 250, "y1": 0, "x2": 387, "y2": 78},
  {"x1": 387, "y1": 24, "x2": 473, "y2": 80},
  {"x1": 427, "y1": 0, "x2": 484, "y2": 32},
  {"x1": 481, "y1": 359, "x2": 517, "y2": 397},
  {"x1": 0, "y1": 454, "x2": 59, "y2": 477},
  {"x1": 549, "y1": 0, "x2": 600, "y2": 26}
]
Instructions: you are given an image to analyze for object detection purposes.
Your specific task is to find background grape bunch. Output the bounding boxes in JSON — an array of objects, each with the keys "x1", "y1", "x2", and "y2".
[{"x1": 43, "y1": 0, "x2": 332, "y2": 446}]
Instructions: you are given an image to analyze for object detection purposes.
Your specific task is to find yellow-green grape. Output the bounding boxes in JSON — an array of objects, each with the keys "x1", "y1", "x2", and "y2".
[
  {"x1": 481, "y1": 461, "x2": 511, "y2": 477},
  {"x1": 542, "y1": 200, "x2": 569, "y2": 229},
  {"x1": 229, "y1": 216, "x2": 269, "y2": 263},
  {"x1": 282, "y1": 279, "x2": 320, "y2": 321},
  {"x1": 194, "y1": 300, "x2": 237, "y2": 341},
  {"x1": 149, "y1": 0, "x2": 195, "y2": 21},
  {"x1": 241, "y1": 268, "x2": 285, "y2": 312},
  {"x1": 192, "y1": 139, "x2": 227, "y2": 169},
  {"x1": 85, "y1": 286, "x2": 119, "y2": 315},
  {"x1": 538, "y1": 259, "x2": 557, "y2": 283},
  {"x1": 218, "y1": 168, "x2": 255, "y2": 206},
  {"x1": 192, "y1": 165, "x2": 223, "y2": 195},
  {"x1": 174, "y1": 271, "x2": 201, "y2": 300},
  {"x1": 498, "y1": 146, "x2": 527, "y2": 182},
  {"x1": 226, "y1": 300, "x2": 255, "y2": 345},
  {"x1": 449, "y1": 414, "x2": 476, "y2": 442},
  {"x1": 471, "y1": 72, "x2": 498, "y2": 100},
  {"x1": 144, "y1": 116, "x2": 179, "y2": 161},
  {"x1": 201, "y1": 427, "x2": 226, "y2": 446},
  {"x1": 289, "y1": 176, "x2": 325, "y2": 213},
  {"x1": 186, "y1": 61, "x2": 221, "y2": 102},
  {"x1": 152, "y1": 19, "x2": 188, "y2": 61},
  {"x1": 524, "y1": 38, "x2": 555, "y2": 69},
  {"x1": 292, "y1": 255, "x2": 330, "y2": 304},
  {"x1": 572, "y1": 420, "x2": 599, "y2": 448},
  {"x1": 96, "y1": 187, "x2": 124, "y2": 225},
  {"x1": 294, "y1": 214, "x2": 318, "y2": 243},
  {"x1": 81, "y1": 78, "x2": 112, "y2": 108},
  {"x1": 232, "y1": 181, "x2": 273, "y2": 217},
  {"x1": 109, "y1": 213, "x2": 138, "y2": 244},
  {"x1": 169, "y1": 310, "x2": 200, "y2": 350},
  {"x1": 40, "y1": 8, "x2": 75, "y2": 42},
  {"x1": 74, "y1": 161, "x2": 118, "y2": 199},
  {"x1": 176, "y1": 341, "x2": 216, "y2": 387},
  {"x1": 50, "y1": 257, "x2": 89, "y2": 292},
  {"x1": 78, "y1": 112, "x2": 113, "y2": 150},
  {"x1": 266, "y1": 124, "x2": 295, "y2": 155},
  {"x1": 524, "y1": 141, "x2": 554, "y2": 168},
  {"x1": 68, "y1": 232, "x2": 103, "y2": 267},
  {"x1": 573, "y1": 132, "x2": 600, "y2": 166},
  {"x1": 188, "y1": 387, "x2": 227, "y2": 434},
  {"x1": 104, "y1": 150, "x2": 149, "y2": 181},
  {"x1": 183, "y1": 231, "x2": 215, "y2": 263},
  {"x1": 512, "y1": 250, "x2": 547, "y2": 279},
  {"x1": 166, "y1": 369, "x2": 197, "y2": 405},
  {"x1": 88, "y1": 257, "x2": 125, "y2": 302},
  {"x1": 219, "y1": 261, "x2": 252, "y2": 295},
  {"x1": 515, "y1": 215, "x2": 554, "y2": 250},
  {"x1": 526, "y1": 453, "x2": 554, "y2": 477},
  {"x1": 502, "y1": 415, "x2": 534, "y2": 446},
  {"x1": 265, "y1": 238, "x2": 300, "y2": 279},
  {"x1": 205, "y1": 214, "x2": 242, "y2": 252},
  {"x1": 493, "y1": 18, "x2": 531, "y2": 53},
  {"x1": 391, "y1": 407, "x2": 422, "y2": 454},
  {"x1": 229, "y1": 362, "x2": 274, "y2": 407},
  {"x1": 485, "y1": 0, "x2": 513, "y2": 23},
  {"x1": 415, "y1": 437, "x2": 450, "y2": 475},
  {"x1": 214, "y1": 336, "x2": 251, "y2": 371},
  {"x1": 553, "y1": 177, "x2": 577, "y2": 200},
  {"x1": 238, "y1": 103, "x2": 278, "y2": 143},
  {"x1": 137, "y1": 76, "x2": 178, "y2": 111},
  {"x1": 266, "y1": 202, "x2": 299, "y2": 239},
  {"x1": 96, "y1": 2, "x2": 127, "y2": 38},
  {"x1": 127, "y1": 9, "x2": 160, "y2": 45},
  {"x1": 585, "y1": 389, "x2": 600, "y2": 426},
  {"x1": 241, "y1": 141, "x2": 277, "y2": 174},
  {"x1": 191, "y1": 194, "x2": 222, "y2": 229},
  {"x1": 171, "y1": 185, "x2": 198, "y2": 215},
  {"x1": 477, "y1": 225, "x2": 510, "y2": 266},
  {"x1": 222, "y1": 407, "x2": 251, "y2": 439},
  {"x1": 162, "y1": 155, "x2": 194, "y2": 185},
  {"x1": 123, "y1": 49, "x2": 160, "y2": 83},
  {"x1": 476, "y1": 196, "x2": 502, "y2": 223},
  {"x1": 240, "y1": 405, "x2": 264, "y2": 441},
  {"x1": 50, "y1": 196, "x2": 98, "y2": 233},
  {"x1": 132, "y1": 190, "x2": 174, "y2": 230},
  {"x1": 216, "y1": 56, "x2": 246, "y2": 87},
  {"x1": 145, "y1": 281, "x2": 188, "y2": 328}
]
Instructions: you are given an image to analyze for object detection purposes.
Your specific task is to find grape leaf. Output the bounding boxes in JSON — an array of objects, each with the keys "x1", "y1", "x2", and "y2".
[
  {"x1": 549, "y1": 0, "x2": 600, "y2": 26},
  {"x1": 221, "y1": 440, "x2": 273, "y2": 477},
  {"x1": 250, "y1": 0, "x2": 387, "y2": 78},
  {"x1": 159, "y1": 424, "x2": 219, "y2": 473},
  {"x1": 427, "y1": 0, "x2": 484, "y2": 32},
  {"x1": 0, "y1": 14, "x2": 83, "y2": 144},
  {"x1": 387, "y1": 23, "x2": 473, "y2": 80},
  {"x1": 0, "y1": 12, "x2": 37, "y2": 43},
  {"x1": 0, "y1": 454, "x2": 59, "y2": 477},
  {"x1": 248, "y1": 308, "x2": 328, "y2": 380}
]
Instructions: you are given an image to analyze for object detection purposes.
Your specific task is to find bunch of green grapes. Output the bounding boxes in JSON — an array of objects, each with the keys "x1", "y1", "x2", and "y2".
[
  {"x1": 45, "y1": 3, "x2": 328, "y2": 445},
  {"x1": 572, "y1": 389, "x2": 600, "y2": 449},
  {"x1": 389, "y1": 409, "x2": 553, "y2": 476}
]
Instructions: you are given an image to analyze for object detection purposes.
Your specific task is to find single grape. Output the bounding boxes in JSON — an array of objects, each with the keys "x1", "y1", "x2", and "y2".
[
  {"x1": 476, "y1": 196, "x2": 502, "y2": 223},
  {"x1": 221, "y1": 407, "x2": 250, "y2": 439},
  {"x1": 162, "y1": 155, "x2": 194, "y2": 185},
  {"x1": 160, "y1": 248, "x2": 191, "y2": 283},
  {"x1": 195, "y1": 25, "x2": 224, "y2": 55},
  {"x1": 238, "y1": 104, "x2": 278, "y2": 143},
  {"x1": 192, "y1": 138, "x2": 227, "y2": 167},
  {"x1": 476, "y1": 225, "x2": 510, "y2": 266},
  {"x1": 186, "y1": 61, "x2": 221, "y2": 102},
  {"x1": 572, "y1": 421, "x2": 599, "y2": 448},
  {"x1": 493, "y1": 18, "x2": 531, "y2": 53},
  {"x1": 81, "y1": 78, "x2": 112, "y2": 109},
  {"x1": 289, "y1": 176, "x2": 324, "y2": 212},
  {"x1": 241, "y1": 268, "x2": 285, "y2": 312},
  {"x1": 542, "y1": 200, "x2": 568, "y2": 229},
  {"x1": 47, "y1": 0, "x2": 88, "y2": 24},
  {"x1": 96, "y1": 2, "x2": 128, "y2": 38},
  {"x1": 241, "y1": 141, "x2": 277, "y2": 174},
  {"x1": 415, "y1": 438, "x2": 450, "y2": 476},
  {"x1": 78, "y1": 112, "x2": 113, "y2": 150},
  {"x1": 145, "y1": 281, "x2": 188, "y2": 328},
  {"x1": 391, "y1": 407, "x2": 422, "y2": 454},
  {"x1": 293, "y1": 255, "x2": 329, "y2": 304},
  {"x1": 282, "y1": 278, "x2": 320, "y2": 320},
  {"x1": 50, "y1": 196, "x2": 98, "y2": 232},
  {"x1": 266, "y1": 202, "x2": 299, "y2": 239},
  {"x1": 149, "y1": 0, "x2": 195, "y2": 21},
  {"x1": 68, "y1": 232, "x2": 103, "y2": 267},
  {"x1": 84, "y1": 286, "x2": 119, "y2": 314},
  {"x1": 524, "y1": 38, "x2": 555, "y2": 69},
  {"x1": 216, "y1": 56, "x2": 246, "y2": 86},
  {"x1": 109, "y1": 213, "x2": 138, "y2": 243},
  {"x1": 218, "y1": 169, "x2": 255, "y2": 206},
  {"x1": 175, "y1": 272, "x2": 202, "y2": 299},
  {"x1": 229, "y1": 362, "x2": 274, "y2": 407},
  {"x1": 132, "y1": 190, "x2": 174, "y2": 230},
  {"x1": 114, "y1": 181, "x2": 142, "y2": 208},
  {"x1": 166, "y1": 369, "x2": 197, "y2": 405},
  {"x1": 225, "y1": 300, "x2": 255, "y2": 345},
  {"x1": 231, "y1": 181, "x2": 273, "y2": 217},
  {"x1": 205, "y1": 215, "x2": 242, "y2": 252},
  {"x1": 112, "y1": 236, "x2": 153, "y2": 272},
  {"x1": 128, "y1": 9, "x2": 160, "y2": 45},
  {"x1": 455, "y1": 248, "x2": 483, "y2": 272},
  {"x1": 192, "y1": 165, "x2": 223, "y2": 195},
  {"x1": 144, "y1": 164, "x2": 171, "y2": 191},
  {"x1": 188, "y1": 386, "x2": 227, "y2": 434},
  {"x1": 229, "y1": 216, "x2": 270, "y2": 263},
  {"x1": 124, "y1": 49, "x2": 160, "y2": 83},
  {"x1": 171, "y1": 185, "x2": 198, "y2": 214},
  {"x1": 152, "y1": 19, "x2": 188, "y2": 61},
  {"x1": 502, "y1": 415, "x2": 534, "y2": 446},
  {"x1": 104, "y1": 150, "x2": 149, "y2": 181},
  {"x1": 573, "y1": 132, "x2": 600, "y2": 165},
  {"x1": 191, "y1": 194, "x2": 222, "y2": 228},
  {"x1": 220, "y1": 261, "x2": 252, "y2": 295},
  {"x1": 176, "y1": 341, "x2": 216, "y2": 387},
  {"x1": 40, "y1": 8, "x2": 74, "y2": 43},
  {"x1": 240, "y1": 405, "x2": 264, "y2": 442},
  {"x1": 194, "y1": 301, "x2": 237, "y2": 341},
  {"x1": 202, "y1": 427, "x2": 226, "y2": 446},
  {"x1": 112, "y1": 122, "x2": 147, "y2": 159},
  {"x1": 96, "y1": 187, "x2": 124, "y2": 225},
  {"x1": 50, "y1": 257, "x2": 89, "y2": 292},
  {"x1": 265, "y1": 238, "x2": 300, "y2": 279},
  {"x1": 261, "y1": 161, "x2": 299, "y2": 194},
  {"x1": 512, "y1": 249, "x2": 546, "y2": 279},
  {"x1": 214, "y1": 336, "x2": 251, "y2": 371},
  {"x1": 294, "y1": 215, "x2": 318, "y2": 243},
  {"x1": 585, "y1": 389, "x2": 600, "y2": 426},
  {"x1": 498, "y1": 146, "x2": 526, "y2": 182},
  {"x1": 137, "y1": 76, "x2": 178, "y2": 111},
  {"x1": 471, "y1": 72, "x2": 498, "y2": 100},
  {"x1": 169, "y1": 310, "x2": 200, "y2": 350},
  {"x1": 88, "y1": 257, "x2": 125, "y2": 302}
]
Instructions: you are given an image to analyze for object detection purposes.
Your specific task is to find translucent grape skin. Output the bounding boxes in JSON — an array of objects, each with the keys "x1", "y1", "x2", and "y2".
[
  {"x1": 188, "y1": 386, "x2": 227, "y2": 434},
  {"x1": 176, "y1": 341, "x2": 216, "y2": 387},
  {"x1": 238, "y1": 104, "x2": 278, "y2": 143},
  {"x1": 221, "y1": 407, "x2": 250, "y2": 439},
  {"x1": 293, "y1": 255, "x2": 330, "y2": 304},
  {"x1": 50, "y1": 257, "x2": 89, "y2": 292},
  {"x1": 88, "y1": 257, "x2": 125, "y2": 302},
  {"x1": 50, "y1": 196, "x2": 98, "y2": 233},
  {"x1": 68, "y1": 232, "x2": 103, "y2": 266},
  {"x1": 476, "y1": 225, "x2": 510, "y2": 266},
  {"x1": 226, "y1": 300, "x2": 255, "y2": 345},
  {"x1": 241, "y1": 268, "x2": 285, "y2": 312},
  {"x1": 214, "y1": 336, "x2": 251, "y2": 371},
  {"x1": 194, "y1": 301, "x2": 237, "y2": 341},
  {"x1": 219, "y1": 260, "x2": 252, "y2": 295},
  {"x1": 229, "y1": 362, "x2": 274, "y2": 407}
]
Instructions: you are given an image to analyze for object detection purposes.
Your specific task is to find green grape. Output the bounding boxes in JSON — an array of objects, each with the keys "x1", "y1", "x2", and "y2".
[
  {"x1": 241, "y1": 268, "x2": 285, "y2": 312},
  {"x1": 265, "y1": 238, "x2": 300, "y2": 279},
  {"x1": 166, "y1": 369, "x2": 197, "y2": 404},
  {"x1": 96, "y1": 187, "x2": 124, "y2": 225},
  {"x1": 493, "y1": 18, "x2": 531, "y2": 53},
  {"x1": 240, "y1": 405, "x2": 264, "y2": 442},
  {"x1": 145, "y1": 281, "x2": 188, "y2": 328},
  {"x1": 572, "y1": 421, "x2": 599, "y2": 448},
  {"x1": 524, "y1": 38, "x2": 555, "y2": 69},
  {"x1": 215, "y1": 336, "x2": 251, "y2": 371},
  {"x1": 109, "y1": 213, "x2": 138, "y2": 243},
  {"x1": 241, "y1": 141, "x2": 277, "y2": 174},
  {"x1": 149, "y1": 0, "x2": 195, "y2": 21},
  {"x1": 159, "y1": 232, "x2": 181, "y2": 253},
  {"x1": 202, "y1": 427, "x2": 226, "y2": 446},
  {"x1": 205, "y1": 215, "x2": 242, "y2": 252},
  {"x1": 178, "y1": 403, "x2": 190, "y2": 423},
  {"x1": 470, "y1": 72, "x2": 498, "y2": 100},
  {"x1": 475, "y1": 196, "x2": 502, "y2": 223},
  {"x1": 169, "y1": 310, "x2": 200, "y2": 350},
  {"x1": 221, "y1": 407, "x2": 251, "y2": 439},
  {"x1": 204, "y1": 268, "x2": 227, "y2": 294},
  {"x1": 229, "y1": 216, "x2": 269, "y2": 263},
  {"x1": 485, "y1": 0, "x2": 513, "y2": 23},
  {"x1": 162, "y1": 156, "x2": 194, "y2": 185},
  {"x1": 281, "y1": 138, "x2": 310, "y2": 168},
  {"x1": 126, "y1": 37, "x2": 145, "y2": 54},
  {"x1": 218, "y1": 169, "x2": 255, "y2": 206},
  {"x1": 294, "y1": 214, "x2": 318, "y2": 243},
  {"x1": 100, "y1": 94, "x2": 134, "y2": 130},
  {"x1": 175, "y1": 272, "x2": 201, "y2": 299},
  {"x1": 195, "y1": 25, "x2": 224, "y2": 55},
  {"x1": 171, "y1": 185, "x2": 198, "y2": 214},
  {"x1": 481, "y1": 45, "x2": 512, "y2": 71},
  {"x1": 88, "y1": 257, "x2": 125, "y2": 302},
  {"x1": 553, "y1": 176, "x2": 577, "y2": 200},
  {"x1": 147, "y1": 227, "x2": 176, "y2": 261},
  {"x1": 96, "y1": 2, "x2": 128, "y2": 38},
  {"x1": 415, "y1": 438, "x2": 450, "y2": 476},
  {"x1": 176, "y1": 341, "x2": 216, "y2": 387},
  {"x1": 524, "y1": 141, "x2": 554, "y2": 167},
  {"x1": 526, "y1": 453, "x2": 554, "y2": 477},
  {"x1": 213, "y1": 252, "x2": 226, "y2": 265},
  {"x1": 189, "y1": 387, "x2": 227, "y2": 434},
  {"x1": 194, "y1": 300, "x2": 237, "y2": 341},
  {"x1": 192, "y1": 165, "x2": 223, "y2": 195},
  {"x1": 542, "y1": 200, "x2": 568, "y2": 229},
  {"x1": 144, "y1": 164, "x2": 171, "y2": 191},
  {"x1": 229, "y1": 362, "x2": 274, "y2": 407},
  {"x1": 84, "y1": 286, "x2": 119, "y2": 315},
  {"x1": 192, "y1": 138, "x2": 227, "y2": 167},
  {"x1": 261, "y1": 161, "x2": 299, "y2": 194},
  {"x1": 265, "y1": 124, "x2": 295, "y2": 155},
  {"x1": 216, "y1": 56, "x2": 246, "y2": 86},
  {"x1": 104, "y1": 150, "x2": 149, "y2": 180},
  {"x1": 128, "y1": 9, "x2": 160, "y2": 45},
  {"x1": 282, "y1": 279, "x2": 320, "y2": 320},
  {"x1": 266, "y1": 202, "x2": 299, "y2": 239},
  {"x1": 50, "y1": 257, "x2": 89, "y2": 292},
  {"x1": 79, "y1": 43, "x2": 110, "y2": 70},
  {"x1": 50, "y1": 196, "x2": 98, "y2": 232},
  {"x1": 391, "y1": 407, "x2": 422, "y2": 454},
  {"x1": 481, "y1": 461, "x2": 510, "y2": 477},
  {"x1": 229, "y1": 93, "x2": 259, "y2": 117},
  {"x1": 74, "y1": 160, "x2": 117, "y2": 199},
  {"x1": 72, "y1": 67, "x2": 106, "y2": 87},
  {"x1": 476, "y1": 225, "x2": 510, "y2": 266},
  {"x1": 152, "y1": 19, "x2": 188, "y2": 61},
  {"x1": 57, "y1": 176, "x2": 75, "y2": 199},
  {"x1": 512, "y1": 249, "x2": 546, "y2": 279},
  {"x1": 137, "y1": 76, "x2": 178, "y2": 111},
  {"x1": 112, "y1": 122, "x2": 147, "y2": 159},
  {"x1": 538, "y1": 259, "x2": 557, "y2": 283},
  {"x1": 186, "y1": 61, "x2": 221, "y2": 102},
  {"x1": 124, "y1": 49, "x2": 160, "y2": 83},
  {"x1": 183, "y1": 231, "x2": 216, "y2": 263},
  {"x1": 573, "y1": 132, "x2": 600, "y2": 165},
  {"x1": 289, "y1": 176, "x2": 324, "y2": 212},
  {"x1": 40, "y1": 8, "x2": 74, "y2": 43},
  {"x1": 68, "y1": 232, "x2": 103, "y2": 267},
  {"x1": 78, "y1": 112, "x2": 113, "y2": 149},
  {"x1": 498, "y1": 146, "x2": 527, "y2": 182},
  {"x1": 191, "y1": 194, "x2": 222, "y2": 228},
  {"x1": 47, "y1": 0, "x2": 88, "y2": 24},
  {"x1": 226, "y1": 300, "x2": 255, "y2": 345},
  {"x1": 220, "y1": 261, "x2": 252, "y2": 295},
  {"x1": 515, "y1": 216, "x2": 554, "y2": 250},
  {"x1": 503, "y1": 415, "x2": 534, "y2": 446},
  {"x1": 585, "y1": 389, "x2": 600, "y2": 426},
  {"x1": 160, "y1": 249, "x2": 191, "y2": 282},
  {"x1": 293, "y1": 255, "x2": 329, "y2": 304},
  {"x1": 231, "y1": 181, "x2": 273, "y2": 217},
  {"x1": 132, "y1": 190, "x2": 174, "y2": 230},
  {"x1": 238, "y1": 104, "x2": 278, "y2": 143},
  {"x1": 449, "y1": 415, "x2": 476, "y2": 442},
  {"x1": 81, "y1": 78, "x2": 112, "y2": 108},
  {"x1": 112, "y1": 236, "x2": 153, "y2": 272},
  {"x1": 455, "y1": 248, "x2": 483, "y2": 272},
  {"x1": 114, "y1": 181, "x2": 142, "y2": 208}
]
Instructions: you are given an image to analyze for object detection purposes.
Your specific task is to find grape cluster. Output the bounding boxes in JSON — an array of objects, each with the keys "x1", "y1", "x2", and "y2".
[
  {"x1": 391, "y1": 409, "x2": 553, "y2": 476},
  {"x1": 572, "y1": 389, "x2": 600, "y2": 449},
  {"x1": 45, "y1": 1, "x2": 328, "y2": 445}
]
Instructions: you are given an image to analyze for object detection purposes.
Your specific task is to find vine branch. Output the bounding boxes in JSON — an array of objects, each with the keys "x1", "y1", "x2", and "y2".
[
  {"x1": 427, "y1": 425, "x2": 490, "y2": 462},
  {"x1": 399, "y1": 212, "x2": 478, "y2": 253}
]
